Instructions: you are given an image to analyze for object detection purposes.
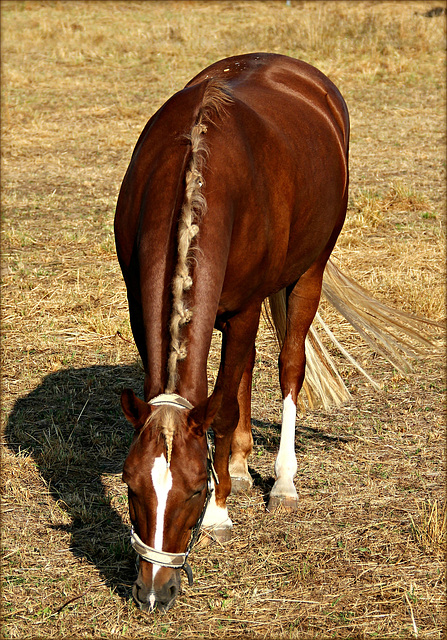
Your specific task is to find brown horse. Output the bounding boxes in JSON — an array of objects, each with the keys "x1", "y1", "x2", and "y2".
[{"x1": 115, "y1": 53, "x2": 350, "y2": 612}]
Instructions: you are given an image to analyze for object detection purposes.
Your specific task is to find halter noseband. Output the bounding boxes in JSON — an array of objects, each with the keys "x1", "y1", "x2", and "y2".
[{"x1": 129, "y1": 393, "x2": 218, "y2": 586}]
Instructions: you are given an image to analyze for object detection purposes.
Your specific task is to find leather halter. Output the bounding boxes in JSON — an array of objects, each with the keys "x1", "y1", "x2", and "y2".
[
  {"x1": 129, "y1": 393, "x2": 217, "y2": 586},
  {"x1": 148, "y1": 393, "x2": 194, "y2": 411}
]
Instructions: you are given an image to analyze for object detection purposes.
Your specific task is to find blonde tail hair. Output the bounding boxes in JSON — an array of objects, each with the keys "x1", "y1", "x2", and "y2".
[{"x1": 267, "y1": 258, "x2": 444, "y2": 411}]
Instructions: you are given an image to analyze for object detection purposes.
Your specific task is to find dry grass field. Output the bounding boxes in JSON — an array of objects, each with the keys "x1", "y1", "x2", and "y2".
[{"x1": 1, "y1": 1, "x2": 446, "y2": 638}]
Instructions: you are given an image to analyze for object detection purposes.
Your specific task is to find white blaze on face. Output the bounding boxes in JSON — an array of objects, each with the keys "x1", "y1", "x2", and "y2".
[{"x1": 150, "y1": 453, "x2": 173, "y2": 580}]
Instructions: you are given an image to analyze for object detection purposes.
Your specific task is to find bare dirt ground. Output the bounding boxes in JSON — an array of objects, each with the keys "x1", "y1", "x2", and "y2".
[{"x1": 1, "y1": 1, "x2": 446, "y2": 638}]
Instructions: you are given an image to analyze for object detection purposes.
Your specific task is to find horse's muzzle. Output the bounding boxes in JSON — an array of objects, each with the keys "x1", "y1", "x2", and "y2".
[{"x1": 132, "y1": 571, "x2": 181, "y2": 612}]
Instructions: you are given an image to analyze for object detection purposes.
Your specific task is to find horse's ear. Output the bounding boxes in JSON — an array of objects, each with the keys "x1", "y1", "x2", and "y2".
[
  {"x1": 188, "y1": 396, "x2": 219, "y2": 438},
  {"x1": 120, "y1": 388, "x2": 151, "y2": 430}
]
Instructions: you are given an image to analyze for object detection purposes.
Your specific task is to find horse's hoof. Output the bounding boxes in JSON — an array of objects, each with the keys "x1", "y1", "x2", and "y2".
[
  {"x1": 214, "y1": 526, "x2": 232, "y2": 543},
  {"x1": 230, "y1": 475, "x2": 253, "y2": 494},
  {"x1": 199, "y1": 525, "x2": 232, "y2": 547},
  {"x1": 267, "y1": 495, "x2": 299, "y2": 511}
]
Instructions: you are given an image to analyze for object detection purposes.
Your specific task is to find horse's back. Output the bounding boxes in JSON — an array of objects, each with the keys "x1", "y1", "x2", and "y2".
[
  {"x1": 187, "y1": 53, "x2": 349, "y2": 147},
  {"x1": 186, "y1": 54, "x2": 350, "y2": 305}
]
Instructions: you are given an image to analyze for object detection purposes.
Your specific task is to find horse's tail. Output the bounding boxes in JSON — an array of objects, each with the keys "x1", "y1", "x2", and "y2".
[{"x1": 266, "y1": 257, "x2": 445, "y2": 411}]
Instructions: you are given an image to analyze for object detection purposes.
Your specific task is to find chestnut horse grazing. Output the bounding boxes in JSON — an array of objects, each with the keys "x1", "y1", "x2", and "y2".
[{"x1": 115, "y1": 53, "x2": 349, "y2": 612}]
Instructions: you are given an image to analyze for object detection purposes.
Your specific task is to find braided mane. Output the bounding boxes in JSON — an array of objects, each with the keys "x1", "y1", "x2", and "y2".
[
  {"x1": 141, "y1": 80, "x2": 232, "y2": 462},
  {"x1": 166, "y1": 80, "x2": 232, "y2": 395}
]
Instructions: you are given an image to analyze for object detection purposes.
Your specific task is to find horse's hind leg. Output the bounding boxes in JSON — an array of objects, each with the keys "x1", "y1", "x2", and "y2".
[
  {"x1": 268, "y1": 262, "x2": 326, "y2": 511},
  {"x1": 229, "y1": 345, "x2": 256, "y2": 493}
]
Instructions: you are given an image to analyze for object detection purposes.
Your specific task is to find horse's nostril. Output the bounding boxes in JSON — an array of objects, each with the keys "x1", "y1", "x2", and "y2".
[{"x1": 169, "y1": 584, "x2": 178, "y2": 599}]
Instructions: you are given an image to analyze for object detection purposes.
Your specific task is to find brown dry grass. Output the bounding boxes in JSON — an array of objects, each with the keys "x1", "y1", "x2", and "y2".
[{"x1": 1, "y1": 1, "x2": 446, "y2": 638}]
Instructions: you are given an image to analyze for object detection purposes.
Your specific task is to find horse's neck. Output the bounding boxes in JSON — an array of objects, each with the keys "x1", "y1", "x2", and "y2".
[{"x1": 141, "y1": 286, "x2": 216, "y2": 407}]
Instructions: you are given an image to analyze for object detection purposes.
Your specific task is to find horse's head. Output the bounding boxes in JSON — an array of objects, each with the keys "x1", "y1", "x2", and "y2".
[{"x1": 121, "y1": 389, "x2": 210, "y2": 612}]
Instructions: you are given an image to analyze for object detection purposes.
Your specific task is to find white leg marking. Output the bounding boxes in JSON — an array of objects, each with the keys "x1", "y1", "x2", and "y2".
[
  {"x1": 201, "y1": 478, "x2": 233, "y2": 530},
  {"x1": 150, "y1": 453, "x2": 173, "y2": 580},
  {"x1": 271, "y1": 392, "x2": 298, "y2": 499}
]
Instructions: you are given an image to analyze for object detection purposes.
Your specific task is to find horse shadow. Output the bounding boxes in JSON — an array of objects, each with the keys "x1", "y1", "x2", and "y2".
[
  {"x1": 4, "y1": 366, "x2": 350, "y2": 596},
  {"x1": 4, "y1": 363, "x2": 143, "y2": 600}
]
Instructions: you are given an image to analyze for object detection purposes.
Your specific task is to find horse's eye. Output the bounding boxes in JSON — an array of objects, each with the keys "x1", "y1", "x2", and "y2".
[{"x1": 191, "y1": 485, "x2": 206, "y2": 499}]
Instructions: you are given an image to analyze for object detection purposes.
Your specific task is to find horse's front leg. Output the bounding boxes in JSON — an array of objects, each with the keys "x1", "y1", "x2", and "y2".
[
  {"x1": 201, "y1": 304, "x2": 261, "y2": 543},
  {"x1": 229, "y1": 344, "x2": 256, "y2": 493}
]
